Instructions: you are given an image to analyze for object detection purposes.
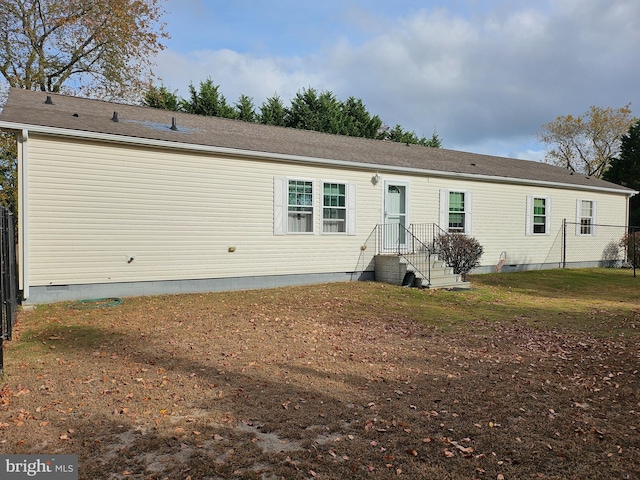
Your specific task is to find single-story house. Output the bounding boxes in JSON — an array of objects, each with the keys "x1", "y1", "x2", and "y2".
[{"x1": 0, "y1": 88, "x2": 636, "y2": 304}]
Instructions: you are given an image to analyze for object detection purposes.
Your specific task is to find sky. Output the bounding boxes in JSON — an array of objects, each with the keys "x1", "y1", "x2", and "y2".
[{"x1": 64, "y1": 1, "x2": 640, "y2": 161}]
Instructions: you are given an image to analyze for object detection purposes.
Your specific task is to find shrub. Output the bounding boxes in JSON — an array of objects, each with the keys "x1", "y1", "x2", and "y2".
[
  {"x1": 601, "y1": 241, "x2": 621, "y2": 268},
  {"x1": 619, "y1": 231, "x2": 640, "y2": 268},
  {"x1": 435, "y1": 233, "x2": 484, "y2": 281}
]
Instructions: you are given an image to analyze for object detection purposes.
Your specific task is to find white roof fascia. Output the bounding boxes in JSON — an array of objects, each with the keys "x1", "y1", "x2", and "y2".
[{"x1": 1, "y1": 120, "x2": 637, "y2": 197}]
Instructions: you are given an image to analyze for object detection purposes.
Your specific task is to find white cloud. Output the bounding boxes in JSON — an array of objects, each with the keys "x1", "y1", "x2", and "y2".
[
  {"x1": 155, "y1": 49, "x2": 324, "y2": 107},
  {"x1": 153, "y1": 0, "x2": 640, "y2": 160}
]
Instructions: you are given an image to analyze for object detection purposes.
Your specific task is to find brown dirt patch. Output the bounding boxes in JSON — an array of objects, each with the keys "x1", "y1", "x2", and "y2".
[{"x1": 0, "y1": 281, "x2": 638, "y2": 479}]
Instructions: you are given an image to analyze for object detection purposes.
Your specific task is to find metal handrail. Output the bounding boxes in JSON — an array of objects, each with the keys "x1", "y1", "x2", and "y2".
[
  {"x1": 374, "y1": 222, "x2": 477, "y2": 286},
  {"x1": 375, "y1": 223, "x2": 437, "y2": 286}
]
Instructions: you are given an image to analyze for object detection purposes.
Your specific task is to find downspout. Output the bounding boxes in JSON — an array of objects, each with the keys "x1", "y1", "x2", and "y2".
[{"x1": 18, "y1": 129, "x2": 28, "y2": 301}]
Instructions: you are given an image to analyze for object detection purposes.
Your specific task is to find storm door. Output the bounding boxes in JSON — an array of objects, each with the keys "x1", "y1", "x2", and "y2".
[{"x1": 383, "y1": 182, "x2": 408, "y2": 251}]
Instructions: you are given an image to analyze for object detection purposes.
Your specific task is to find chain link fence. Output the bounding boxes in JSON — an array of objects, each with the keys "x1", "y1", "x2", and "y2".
[{"x1": 562, "y1": 220, "x2": 638, "y2": 276}]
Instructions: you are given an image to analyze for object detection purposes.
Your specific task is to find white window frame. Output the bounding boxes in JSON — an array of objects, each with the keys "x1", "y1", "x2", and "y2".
[
  {"x1": 576, "y1": 199, "x2": 597, "y2": 236},
  {"x1": 439, "y1": 189, "x2": 473, "y2": 234},
  {"x1": 273, "y1": 177, "x2": 316, "y2": 235},
  {"x1": 526, "y1": 196, "x2": 551, "y2": 236},
  {"x1": 321, "y1": 181, "x2": 357, "y2": 235}
]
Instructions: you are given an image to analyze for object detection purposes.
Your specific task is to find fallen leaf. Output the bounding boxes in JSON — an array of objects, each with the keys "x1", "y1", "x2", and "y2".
[
  {"x1": 455, "y1": 444, "x2": 474, "y2": 454},
  {"x1": 444, "y1": 449, "x2": 455, "y2": 458}
]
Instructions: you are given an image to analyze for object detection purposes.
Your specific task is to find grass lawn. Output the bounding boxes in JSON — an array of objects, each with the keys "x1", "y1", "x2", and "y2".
[{"x1": 0, "y1": 268, "x2": 638, "y2": 479}]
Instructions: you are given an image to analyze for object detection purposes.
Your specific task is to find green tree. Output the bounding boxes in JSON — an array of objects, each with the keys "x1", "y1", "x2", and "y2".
[
  {"x1": 142, "y1": 84, "x2": 182, "y2": 111},
  {"x1": 603, "y1": 119, "x2": 640, "y2": 226},
  {"x1": 235, "y1": 94, "x2": 257, "y2": 122},
  {"x1": 383, "y1": 124, "x2": 429, "y2": 145},
  {"x1": 284, "y1": 88, "x2": 393, "y2": 141},
  {"x1": 259, "y1": 94, "x2": 287, "y2": 126},
  {"x1": 285, "y1": 88, "x2": 343, "y2": 133},
  {"x1": 339, "y1": 96, "x2": 382, "y2": 139},
  {"x1": 424, "y1": 128, "x2": 442, "y2": 148},
  {"x1": 537, "y1": 104, "x2": 634, "y2": 178},
  {"x1": 183, "y1": 78, "x2": 237, "y2": 119},
  {"x1": 0, "y1": 0, "x2": 168, "y2": 101},
  {"x1": 0, "y1": 131, "x2": 17, "y2": 216}
]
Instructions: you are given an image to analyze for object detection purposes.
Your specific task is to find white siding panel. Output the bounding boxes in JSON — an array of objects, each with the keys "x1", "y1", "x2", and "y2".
[
  {"x1": 27, "y1": 136, "x2": 384, "y2": 285},
  {"x1": 26, "y1": 134, "x2": 631, "y2": 287}
]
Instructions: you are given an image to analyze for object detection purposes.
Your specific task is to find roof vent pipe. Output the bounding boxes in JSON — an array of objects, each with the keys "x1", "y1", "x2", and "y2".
[
  {"x1": 44, "y1": 95, "x2": 53, "y2": 105},
  {"x1": 111, "y1": 111, "x2": 119, "y2": 122},
  {"x1": 170, "y1": 117, "x2": 178, "y2": 131}
]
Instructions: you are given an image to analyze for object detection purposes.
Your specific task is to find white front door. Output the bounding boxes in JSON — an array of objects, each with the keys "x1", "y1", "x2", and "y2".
[{"x1": 383, "y1": 182, "x2": 408, "y2": 251}]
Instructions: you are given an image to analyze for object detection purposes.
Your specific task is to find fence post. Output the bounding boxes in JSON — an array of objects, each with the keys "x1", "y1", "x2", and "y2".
[
  {"x1": 562, "y1": 219, "x2": 567, "y2": 268},
  {"x1": 634, "y1": 227, "x2": 637, "y2": 278}
]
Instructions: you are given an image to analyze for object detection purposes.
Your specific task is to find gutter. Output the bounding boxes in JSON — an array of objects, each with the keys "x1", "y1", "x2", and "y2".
[{"x1": 0, "y1": 120, "x2": 638, "y2": 198}]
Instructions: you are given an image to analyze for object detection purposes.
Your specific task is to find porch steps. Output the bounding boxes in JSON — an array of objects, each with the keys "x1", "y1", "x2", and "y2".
[{"x1": 374, "y1": 254, "x2": 470, "y2": 290}]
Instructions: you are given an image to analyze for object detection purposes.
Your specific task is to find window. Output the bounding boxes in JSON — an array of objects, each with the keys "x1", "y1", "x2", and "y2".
[
  {"x1": 288, "y1": 180, "x2": 314, "y2": 233},
  {"x1": 577, "y1": 199, "x2": 596, "y2": 235},
  {"x1": 439, "y1": 190, "x2": 472, "y2": 234},
  {"x1": 533, "y1": 198, "x2": 547, "y2": 234},
  {"x1": 274, "y1": 177, "x2": 356, "y2": 236},
  {"x1": 323, "y1": 182, "x2": 346, "y2": 233},
  {"x1": 526, "y1": 196, "x2": 551, "y2": 235},
  {"x1": 448, "y1": 191, "x2": 466, "y2": 232}
]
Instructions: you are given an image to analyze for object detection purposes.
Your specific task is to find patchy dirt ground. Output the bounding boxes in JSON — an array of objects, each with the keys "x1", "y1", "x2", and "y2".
[{"x1": 0, "y1": 279, "x2": 638, "y2": 479}]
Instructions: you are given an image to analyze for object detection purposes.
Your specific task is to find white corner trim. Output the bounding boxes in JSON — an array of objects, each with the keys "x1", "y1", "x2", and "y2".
[{"x1": 18, "y1": 129, "x2": 29, "y2": 300}]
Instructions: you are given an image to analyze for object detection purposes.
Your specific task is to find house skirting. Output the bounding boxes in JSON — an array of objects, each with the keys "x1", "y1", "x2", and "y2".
[
  {"x1": 472, "y1": 260, "x2": 608, "y2": 274},
  {"x1": 25, "y1": 271, "x2": 376, "y2": 304}
]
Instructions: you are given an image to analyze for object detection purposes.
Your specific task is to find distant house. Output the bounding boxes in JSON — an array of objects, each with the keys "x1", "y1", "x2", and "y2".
[{"x1": 0, "y1": 88, "x2": 636, "y2": 303}]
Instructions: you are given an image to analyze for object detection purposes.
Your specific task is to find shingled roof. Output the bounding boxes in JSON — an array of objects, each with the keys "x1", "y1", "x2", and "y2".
[{"x1": 0, "y1": 87, "x2": 634, "y2": 194}]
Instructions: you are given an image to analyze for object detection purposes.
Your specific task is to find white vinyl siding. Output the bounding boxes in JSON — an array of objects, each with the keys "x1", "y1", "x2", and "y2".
[
  {"x1": 576, "y1": 199, "x2": 597, "y2": 236},
  {"x1": 526, "y1": 196, "x2": 551, "y2": 235},
  {"x1": 439, "y1": 189, "x2": 473, "y2": 234},
  {"x1": 22, "y1": 134, "x2": 631, "y2": 293},
  {"x1": 27, "y1": 136, "x2": 374, "y2": 286}
]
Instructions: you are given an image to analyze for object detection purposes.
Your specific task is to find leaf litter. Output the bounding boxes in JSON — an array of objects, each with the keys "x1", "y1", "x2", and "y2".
[{"x1": 0, "y1": 276, "x2": 638, "y2": 479}]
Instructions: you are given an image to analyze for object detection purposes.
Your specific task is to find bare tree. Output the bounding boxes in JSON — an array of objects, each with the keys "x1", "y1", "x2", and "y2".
[
  {"x1": 537, "y1": 104, "x2": 635, "y2": 178},
  {"x1": 0, "y1": 0, "x2": 169, "y2": 101}
]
